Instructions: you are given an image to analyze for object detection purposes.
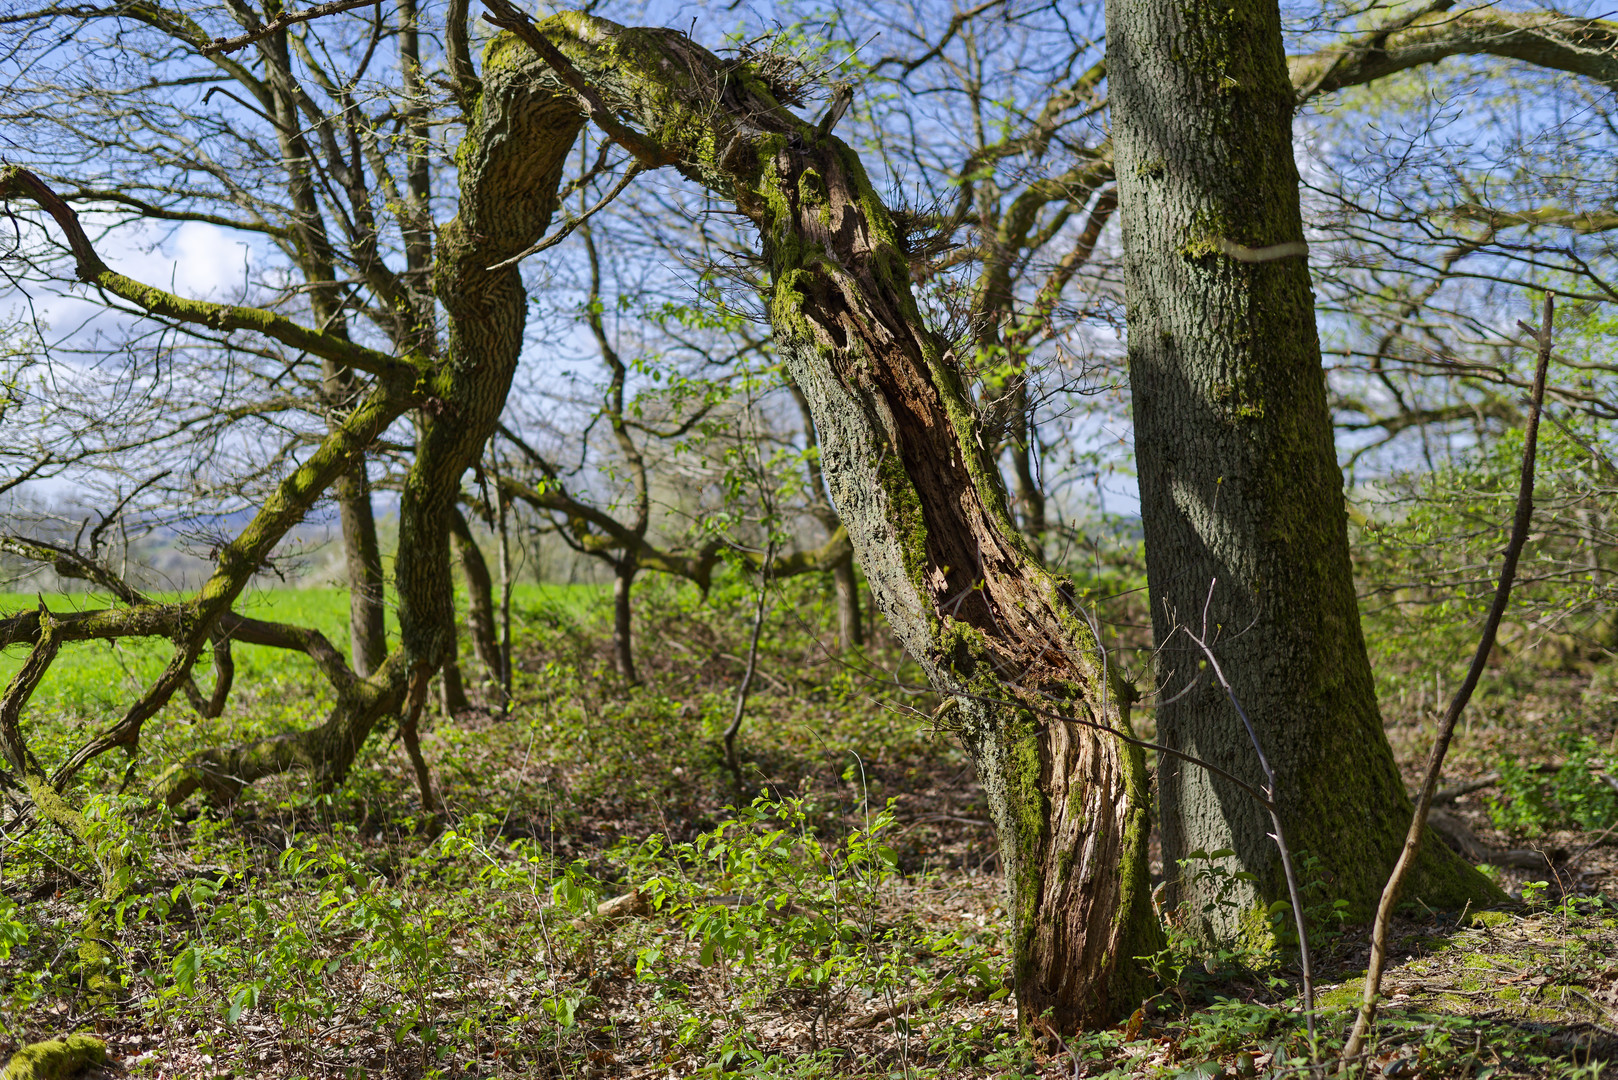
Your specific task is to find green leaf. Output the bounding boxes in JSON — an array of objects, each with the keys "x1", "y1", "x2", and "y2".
[{"x1": 172, "y1": 944, "x2": 202, "y2": 994}]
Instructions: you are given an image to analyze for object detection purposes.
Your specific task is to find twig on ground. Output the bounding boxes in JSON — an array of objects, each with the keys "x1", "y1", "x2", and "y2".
[{"x1": 1432, "y1": 775, "x2": 1502, "y2": 805}]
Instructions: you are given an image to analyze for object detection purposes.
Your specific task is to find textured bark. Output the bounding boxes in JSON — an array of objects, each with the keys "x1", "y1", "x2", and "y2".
[
  {"x1": 789, "y1": 380, "x2": 864, "y2": 651},
  {"x1": 334, "y1": 451, "x2": 388, "y2": 675},
  {"x1": 1107, "y1": 0, "x2": 1499, "y2": 937},
  {"x1": 482, "y1": 13, "x2": 1159, "y2": 1029}
]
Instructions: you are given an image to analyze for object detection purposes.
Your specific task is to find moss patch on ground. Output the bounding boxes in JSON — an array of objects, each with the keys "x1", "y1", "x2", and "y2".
[{"x1": 1, "y1": 1034, "x2": 107, "y2": 1080}]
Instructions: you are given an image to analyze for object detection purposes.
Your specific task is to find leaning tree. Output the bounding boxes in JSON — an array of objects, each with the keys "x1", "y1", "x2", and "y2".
[
  {"x1": 837, "y1": 0, "x2": 1618, "y2": 936},
  {"x1": 7, "y1": 0, "x2": 1614, "y2": 1030},
  {"x1": 5, "y1": 2, "x2": 1165, "y2": 1029}
]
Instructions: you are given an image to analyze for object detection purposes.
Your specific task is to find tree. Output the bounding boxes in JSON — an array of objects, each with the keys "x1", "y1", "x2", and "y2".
[
  {"x1": 820, "y1": 0, "x2": 1618, "y2": 938},
  {"x1": 454, "y1": 5, "x2": 1159, "y2": 1029},
  {"x1": 852, "y1": 0, "x2": 1618, "y2": 937},
  {"x1": 7, "y1": 0, "x2": 1613, "y2": 1029},
  {"x1": 1106, "y1": 0, "x2": 1513, "y2": 933},
  {"x1": 0, "y1": 0, "x2": 599, "y2": 815}
]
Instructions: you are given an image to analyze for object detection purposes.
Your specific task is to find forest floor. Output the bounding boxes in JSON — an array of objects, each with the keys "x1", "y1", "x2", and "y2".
[{"x1": 2, "y1": 578, "x2": 1617, "y2": 1079}]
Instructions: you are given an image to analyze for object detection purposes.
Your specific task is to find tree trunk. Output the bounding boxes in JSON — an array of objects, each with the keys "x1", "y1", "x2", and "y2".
[
  {"x1": 1107, "y1": 0, "x2": 1500, "y2": 936},
  {"x1": 831, "y1": 556, "x2": 863, "y2": 652},
  {"x1": 440, "y1": 647, "x2": 471, "y2": 714},
  {"x1": 490, "y1": 15, "x2": 1160, "y2": 1029},
  {"x1": 766, "y1": 151, "x2": 1157, "y2": 1026},
  {"x1": 450, "y1": 506, "x2": 504, "y2": 688},
  {"x1": 334, "y1": 454, "x2": 388, "y2": 676},
  {"x1": 787, "y1": 378, "x2": 865, "y2": 653},
  {"x1": 260, "y1": 36, "x2": 391, "y2": 679},
  {"x1": 156, "y1": 44, "x2": 587, "y2": 802},
  {"x1": 612, "y1": 556, "x2": 638, "y2": 682}
]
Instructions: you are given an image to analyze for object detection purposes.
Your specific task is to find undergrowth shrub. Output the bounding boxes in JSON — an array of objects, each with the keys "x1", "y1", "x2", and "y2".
[{"x1": 1489, "y1": 734, "x2": 1618, "y2": 835}]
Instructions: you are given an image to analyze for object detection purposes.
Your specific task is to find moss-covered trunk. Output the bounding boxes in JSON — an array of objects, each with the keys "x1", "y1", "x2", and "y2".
[
  {"x1": 763, "y1": 133, "x2": 1156, "y2": 1031},
  {"x1": 156, "y1": 43, "x2": 586, "y2": 799},
  {"x1": 489, "y1": 13, "x2": 1159, "y2": 1029},
  {"x1": 334, "y1": 456, "x2": 389, "y2": 676},
  {"x1": 1107, "y1": 0, "x2": 1499, "y2": 936}
]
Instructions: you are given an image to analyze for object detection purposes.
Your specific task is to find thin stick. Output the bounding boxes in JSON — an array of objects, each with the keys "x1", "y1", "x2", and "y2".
[
  {"x1": 486, "y1": 164, "x2": 644, "y2": 271},
  {"x1": 396, "y1": 663, "x2": 436, "y2": 816},
  {"x1": 1186, "y1": 606, "x2": 1317, "y2": 1057},
  {"x1": 201, "y1": 0, "x2": 380, "y2": 54},
  {"x1": 723, "y1": 539, "x2": 775, "y2": 790},
  {"x1": 490, "y1": 453, "x2": 516, "y2": 716},
  {"x1": 1340, "y1": 291, "x2": 1554, "y2": 1070}
]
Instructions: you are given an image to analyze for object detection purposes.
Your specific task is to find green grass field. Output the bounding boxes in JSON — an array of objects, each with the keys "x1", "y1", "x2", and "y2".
[{"x1": 0, "y1": 583, "x2": 606, "y2": 715}]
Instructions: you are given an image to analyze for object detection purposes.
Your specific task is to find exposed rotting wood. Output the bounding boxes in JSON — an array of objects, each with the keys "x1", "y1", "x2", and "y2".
[{"x1": 474, "y1": 3, "x2": 1158, "y2": 1031}]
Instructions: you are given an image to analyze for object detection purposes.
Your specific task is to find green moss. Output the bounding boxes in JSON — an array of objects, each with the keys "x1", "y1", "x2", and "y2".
[
  {"x1": 1405, "y1": 841, "x2": 1507, "y2": 913},
  {"x1": 1178, "y1": 207, "x2": 1234, "y2": 260},
  {"x1": 1, "y1": 1033, "x2": 107, "y2": 1080},
  {"x1": 480, "y1": 26, "x2": 527, "y2": 71},
  {"x1": 1175, "y1": 0, "x2": 1260, "y2": 96},
  {"x1": 796, "y1": 168, "x2": 825, "y2": 206},
  {"x1": 1106, "y1": 735, "x2": 1163, "y2": 1012},
  {"x1": 1002, "y1": 717, "x2": 1048, "y2": 987},
  {"x1": 1316, "y1": 977, "x2": 1365, "y2": 1013},
  {"x1": 876, "y1": 450, "x2": 932, "y2": 598},
  {"x1": 1234, "y1": 902, "x2": 1278, "y2": 952},
  {"x1": 1065, "y1": 783, "x2": 1089, "y2": 828},
  {"x1": 24, "y1": 774, "x2": 125, "y2": 997},
  {"x1": 1469, "y1": 910, "x2": 1513, "y2": 929}
]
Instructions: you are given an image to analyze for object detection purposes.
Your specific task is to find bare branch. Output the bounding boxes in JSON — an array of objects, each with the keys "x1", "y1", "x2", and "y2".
[
  {"x1": 1343, "y1": 292, "x2": 1555, "y2": 1066},
  {"x1": 200, "y1": 0, "x2": 382, "y2": 55},
  {"x1": 0, "y1": 167, "x2": 424, "y2": 382},
  {"x1": 1292, "y1": 6, "x2": 1618, "y2": 100}
]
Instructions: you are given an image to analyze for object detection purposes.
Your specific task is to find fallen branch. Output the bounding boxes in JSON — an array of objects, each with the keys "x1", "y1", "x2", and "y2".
[
  {"x1": 1426, "y1": 808, "x2": 1553, "y2": 870},
  {"x1": 1431, "y1": 774, "x2": 1501, "y2": 805}
]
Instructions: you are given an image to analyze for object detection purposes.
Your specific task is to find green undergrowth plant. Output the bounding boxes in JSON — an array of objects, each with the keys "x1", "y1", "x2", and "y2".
[
  {"x1": 1152, "y1": 847, "x2": 1344, "y2": 980},
  {"x1": 1489, "y1": 734, "x2": 1618, "y2": 836},
  {"x1": 604, "y1": 792, "x2": 1009, "y2": 1072}
]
